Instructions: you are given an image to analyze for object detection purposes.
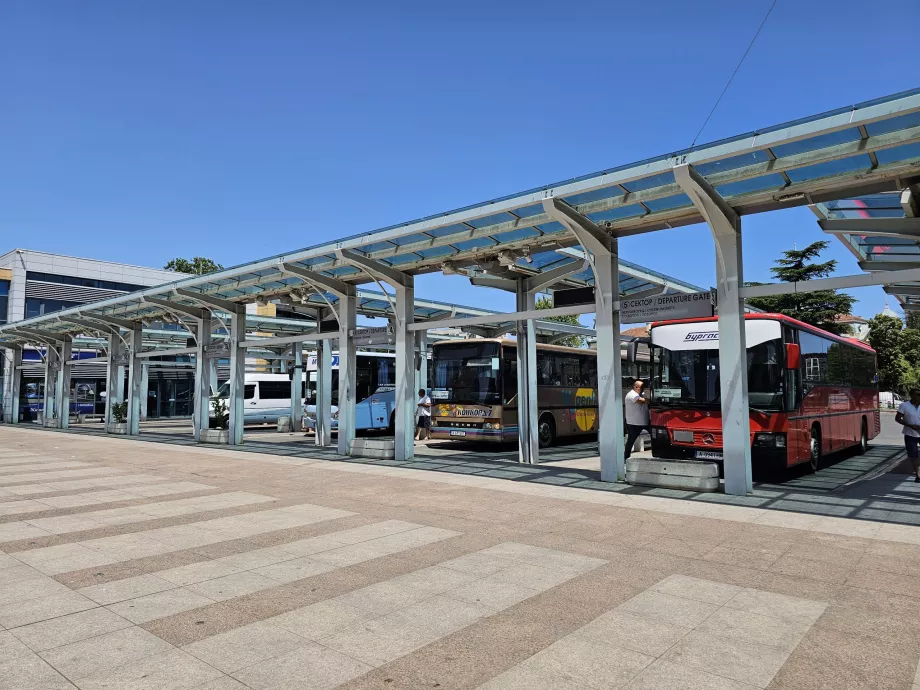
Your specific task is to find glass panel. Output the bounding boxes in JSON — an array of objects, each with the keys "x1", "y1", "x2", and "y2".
[
  {"x1": 390, "y1": 233, "x2": 433, "y2": 246},
  {"x1": 466, "y1": 212, "x2": 516, "y2": 229},
  {"x1": 416, "y1": 246, "x2": 457, "y2": 259},
  {"x1": 562, "y1": 185, "x2": 624, "y2": 206},
  {"x1": 452, "y1": 237, "x2": 497, "y2": 252},
  {"x1": 865, "y1": 110, "x2": 920, "y2": 137},
  {"x1": 490, "y1": 227, "x2": 541, "y2": 244},
  {"x1": 643, "y1": 193, "x2": 691, "y2": 212},
  {"x1": 770, "y1": 128, "x2": 862, "y2": 158},
  {"x1": 715, "y1": 173, "x2": 786, "y2": 198},
  {"x1": 876, "y1": 142, "x2": 920, "y2": 166},
  {"x1": 587, "y1": 205, "x2": 646, "y2": 223},
  {"x1": 785, "y1": 154, "x2": 871, "y2": 183},
  {"x1": 511, "y1": 204, "x2": 544, "y2": 219},
  {"x1": 694, "y1": 150, "x2": 772, "y2": 177},
  {"x1": 621, "y1": 170, "x2": 676, "y2": 193}
]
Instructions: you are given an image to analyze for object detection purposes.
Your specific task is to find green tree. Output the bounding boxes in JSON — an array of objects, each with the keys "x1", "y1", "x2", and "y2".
[
  {"x1": 901, "y1": 327, "x2": 920, "y2": 368},
  {"x1": 745, "y1": 241, "x2": 856, "y2": 334},
  {"x1": 868, "y1": 313, "x2": 910, "y2": 392},
  {"x1": 535, "y1": 295, "x2": 585, "y2": 348},
  {"x1": 164, "y1": 257, "x2": 224, "y2": 275},
  {"x1": 907, "y1": 310, "x2": 920, "y2": 332}
]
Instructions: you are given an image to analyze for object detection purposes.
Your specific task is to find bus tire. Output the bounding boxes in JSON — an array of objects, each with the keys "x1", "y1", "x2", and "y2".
[
  {"x1": 809, "y1": 424, "x2": 822, "y2": 473},
  {"x1": 857, "y1": 417, "x2": 868, "y2": 455},
  {"x1": 388, "y1": 411, "x2": 396, "y2": 435},
  {"x1": 538, "y1": 415, "x2": 556, "y2": 449}
]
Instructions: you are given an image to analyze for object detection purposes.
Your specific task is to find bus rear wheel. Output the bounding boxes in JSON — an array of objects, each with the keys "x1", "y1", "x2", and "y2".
[
  {"x1": 857, "y1": 417, "x2": 868, "y2": 455},
  {"x1": 538, "y1": 416, "x2": 555, "y2": 449},
  {"x1": 809, "y1": 425, "x2": 822, "y2": 472}
]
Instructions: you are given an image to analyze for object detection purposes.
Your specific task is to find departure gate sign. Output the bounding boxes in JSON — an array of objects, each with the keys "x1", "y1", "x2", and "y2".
[{"x1": 619, "y1": 290, "x2": 714, "y2": 324}]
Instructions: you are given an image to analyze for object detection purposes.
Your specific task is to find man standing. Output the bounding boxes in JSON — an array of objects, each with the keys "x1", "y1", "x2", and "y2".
[
  {"x1": 415, "y1": 388, "x2": 432, "y2": 442},
  {"x1": 624, "y1": 380, "x2": 650, "y2": 460},
  {"x1": 895, "y1": 389, "x2": 920, "y2": 482}
]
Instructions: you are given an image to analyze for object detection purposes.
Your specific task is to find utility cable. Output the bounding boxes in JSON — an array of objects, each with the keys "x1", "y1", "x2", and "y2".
[{"x1": 689, "y1": 0, "x2": 778, "y2": 149}]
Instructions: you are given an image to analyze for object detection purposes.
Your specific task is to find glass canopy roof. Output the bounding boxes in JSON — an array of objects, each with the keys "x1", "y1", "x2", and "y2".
[{"x1": 2, "y1": 87, "x2": 919, "y2": 349}]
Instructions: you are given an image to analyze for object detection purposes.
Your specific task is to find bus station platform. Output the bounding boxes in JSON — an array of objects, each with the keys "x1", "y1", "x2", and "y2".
[{"x1": 2, "y1": 423, "x2": 920, "y2": 690}]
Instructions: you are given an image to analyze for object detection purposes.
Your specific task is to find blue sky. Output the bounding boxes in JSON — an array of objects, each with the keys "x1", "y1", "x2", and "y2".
[{"x1": 2, "y1": 0, "x2": 918, "y2": 323}]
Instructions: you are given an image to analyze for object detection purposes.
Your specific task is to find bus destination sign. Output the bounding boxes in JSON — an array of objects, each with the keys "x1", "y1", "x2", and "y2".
[{"x1": 619, "y1": 290, "x2": 714, "y2": 324}]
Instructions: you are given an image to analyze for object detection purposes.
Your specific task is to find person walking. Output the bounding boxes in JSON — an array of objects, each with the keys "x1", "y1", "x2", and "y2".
[
  {"x1": 896, "y1": 389, "x2": 920, "y2": 482},
  {"x1": 624, "y1": 379, "x2": 651, "y2": 460},
  {"x1": 415, "y1": 388, "x2": 432, "y2": 442}
]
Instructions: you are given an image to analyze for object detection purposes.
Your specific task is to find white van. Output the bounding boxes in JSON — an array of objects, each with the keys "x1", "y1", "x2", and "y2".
[
  {"x1": 880, "y1": 391, "x2": 903, "y2": 409},
  {"x1": 211, "y1": 374, "x2": 336, "y2": 427}
]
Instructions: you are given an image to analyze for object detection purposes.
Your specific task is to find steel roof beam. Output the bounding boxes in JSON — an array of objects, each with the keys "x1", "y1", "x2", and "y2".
[
  {"x1": 336, "y1": 250, "x2": 413, "y2": 288},
  {"x1": 469, "y1": 276, "x2": 518, "y2": 293},
  {"x1": 80, "y1": 313, "x2": 141, "y2": 331},
  {"x1": 523, "y1": 260, "x2": 587, "y2": 294},
  {"x1": 743, "y1": 266, "x2": 920, "y2": 298},
  {"x1": 857, "y1": 260, "x2": 920, "y2": 272},
  {"x1": 142, "y1": 296, "x2": 206, "y2": 320},
  {"x1": 174, "y1": 289, "x2": 246, "y2": 315},
  {"x1": 903, "y1": 187, "x2": 919, "y2": 218},
  {"x1": 57, "y1": 317, "x2": 119, "y2": 336},
  {"x1": 279, "y1": 262, "x2": 356, "y2": 297},
  {"x1": 14, "y1": 328, "x2": 67, "y2": 343},
  {"x1": 884, "y1": 285, "x2": 920, "y2": 297},
  {"x1": 819, "y1": 217, "x2": 920, "y2": 237}
]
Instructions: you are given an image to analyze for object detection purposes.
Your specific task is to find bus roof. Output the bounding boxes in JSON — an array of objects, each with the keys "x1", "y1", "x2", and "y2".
[
  {"x1": 650, "y1": 313, "x2": 875, "y2": 353},
  {"x1": 430, "y1": 338, "x2": 595, "y2": 356}
]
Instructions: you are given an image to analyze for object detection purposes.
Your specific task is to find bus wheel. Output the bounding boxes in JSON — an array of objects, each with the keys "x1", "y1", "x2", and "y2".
[
  {"x1": 809, "y1": 425, "x2": 822, "y2": 472},
  {"x1": 388, "y1": 411, "x2": 396, "y2": 435},
  {"x1": 857, "y1": 418, "x2": 868, "y2": 455},
  {"x1": 538, "y1": 416, "x2": 555, "y2": 449}
]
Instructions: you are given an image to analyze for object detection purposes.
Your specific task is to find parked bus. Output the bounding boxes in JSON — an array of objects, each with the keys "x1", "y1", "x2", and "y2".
[
  {"x1": 428, "y1": 338, "x2": 651, "y2": 447},
  {"x1": 648, "y1": 313, "x2": 879, "y2": 475}
]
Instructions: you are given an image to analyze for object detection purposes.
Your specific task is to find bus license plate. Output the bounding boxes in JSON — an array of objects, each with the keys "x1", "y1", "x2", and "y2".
[
  {"x1": 449, "y1": 430, "x2": 466, "y2": 437},
  {"x1": 695, "y1": 450, "x2": 722, "y2": 460}
]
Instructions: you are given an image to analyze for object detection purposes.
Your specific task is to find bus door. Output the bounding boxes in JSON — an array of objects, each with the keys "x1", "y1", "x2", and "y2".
[{"x1": 784, "y1": 327, "x2": 807, "y2": 464}]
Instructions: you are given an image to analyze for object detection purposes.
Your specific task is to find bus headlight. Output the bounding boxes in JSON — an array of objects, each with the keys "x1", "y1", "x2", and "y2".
[
  {"x1": 651, "y1": 426, "x2": 669, "y2": 440},
  {"x1": 754, "y1": 433, "x2": 786, "y2": 448}
]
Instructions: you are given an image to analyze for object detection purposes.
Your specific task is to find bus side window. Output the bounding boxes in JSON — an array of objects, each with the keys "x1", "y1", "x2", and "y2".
[
  {"x1": 502, "y1": 348, "x2": 518, "y2": 405},
  {"x1": 582, "y1": 356, "x2": 598, "y2": 388}
]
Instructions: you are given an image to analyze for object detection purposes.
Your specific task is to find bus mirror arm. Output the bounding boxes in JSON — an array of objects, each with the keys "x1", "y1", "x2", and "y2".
[{"x1": 785, "y1": 343, "x2": 801, "y2": 370}]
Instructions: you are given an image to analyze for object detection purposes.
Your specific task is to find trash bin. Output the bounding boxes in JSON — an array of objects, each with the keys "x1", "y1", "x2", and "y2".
[{"x1": 277, "y1": 416, "x2": 292, "y2": 433}]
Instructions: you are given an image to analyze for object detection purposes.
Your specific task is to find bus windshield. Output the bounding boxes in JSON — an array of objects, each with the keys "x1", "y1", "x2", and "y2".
[
  {"x1": 432, "y1": 342, "x2": 502, "y2": 405},
  {"x1": 654, "y1": 339, "x2": 784, "y2": 410}
]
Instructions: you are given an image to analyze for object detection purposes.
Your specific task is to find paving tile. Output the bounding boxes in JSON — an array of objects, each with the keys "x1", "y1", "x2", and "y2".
[
  {"x1": 478, "y1": 662, "x2": 593, "y2": 690},
  {"x1": 444, "y1": 577, "x2": 542, "y2": 611},
  {"x1": 0, "y1": 653, "x2": 76, "y2": 689},
  {"x1": 575, "y1": 609, "x2": 691, "y2": 657},
  {"x1": 76, "y1": 648, "x2": 223, "y2": 690},
  {"x1": 182, "y1": 621, "x2": 305, "y2": 673},
  {"x1": 39, "y1": 626, "x2": 173, "y2": 682},
  {"x1": 186, "y1": 679, "x2": 248, "y2": 690},
  {"x1": 0, "y1": 564, "x2": 47, "y2": 586},
  {"x1": 625, "y1": 659, "x2": 760, "y2": 690},
  {"x1": 663, "y1": 629, "x2": 791, "y2": 688},
  {"x1": 723, "y1": 588, "x2": 827, "y2": 624},
  {"x1": 695, "y1": 606, "x2": 811, "y2": 654},
  {"x1": 78, "y1": 575, "x2": 177, "y2": 606},
  {"x1": 389, "y1": 565, "x2": 479, "y2": 594},
  {"x1": 525, "y1": 636, "x2": 654, "y2": 689},
  {"x1": 10, "y1": 608, "x2": 132, "y2": 652},
  {"x1": 0, "y1": 591, "x2": 97, "y2": 629},
  {"x1": 230, "y1": 641, "x2": 373, "y2": 690},
  {"x1": 251, "y1": 556, "x2": 335, "y2": 583},
  {"x1": 106, "y1": 589, "x2": 215, "y2": 624},
  {"x1": 0, "y1": 630, "x2": 33, "y2": 663},
  {"x1": 268, "y1": 599, "x2": 376, "y2": 640},
  {"x1": 214, "y1": 546, "x2": 295, "y2": 570},
  {"x1": 438, "y1": 551, "x2": 519, "y2": 577},
  {"x1": 155, "y1": 561, "x2": 242, "y2": 587},
  {"x1": 654, "y1": 574, "x2": 743, "y2": 605},
  {"x1": 620, "y1": 590, "x2": 719, "y2": 629},
  {"x1": 335, "y1": 580, "x2": 433, "y2": 616},
  {"x1": 184, "y1": 571, "x2": 280, "y2": 601}
]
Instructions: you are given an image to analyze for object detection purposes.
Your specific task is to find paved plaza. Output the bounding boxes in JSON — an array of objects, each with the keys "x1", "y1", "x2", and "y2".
[{"x1": 0, "y1": 427, "x2": 920, "y2": 688}]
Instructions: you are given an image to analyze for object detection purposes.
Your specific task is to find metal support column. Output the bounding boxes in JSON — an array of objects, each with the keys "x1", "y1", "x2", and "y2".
[
  {"x1": 139, "y1": 362, "x2": 149, "y2": 422},
  {"x1": 675, "y1": 164, "x2": 752, "y2": 495},
  {"x1": 290, "y1": 343, "x2": 303, "y2": 433},
  {"x1": 337, "y1": 293, "x2": 357, "y2": 455},
  {"x1": 56, "y1": 336, "x2": 73, "y2": 429},
  {"x1": 543, "y1": 198, "x2": 625, "y2": 481},
  {"x1": 2, "y1": 346, "x2": 22, "y2": 424},
  {"x1": 193, "y1": 316, "x2": 212, "y2": 442},
  {"x1": 316, "y1": 339, "x2": 332, "y2": 447},
  {"x1": 416, "y1": 331, "x2": 428, "y2": 392},
  {"x1": 104, "y1": 333, "x2": 119, "y2": 428},
  {"x1": 394, "y1": 283, "x2": 415, "y2": 461},
  {"x1": 228, "y1": 311, "x2": 247, "y2": 445},
  {"x1": 126, "y1": 329, "x2": 143, "y2": 435},
  {"x1": 42, "y1": 346, "x2": 55, "y2": 425},
  {"x1": 515, "y1": 283, "x2": 539, "y2": 464}
]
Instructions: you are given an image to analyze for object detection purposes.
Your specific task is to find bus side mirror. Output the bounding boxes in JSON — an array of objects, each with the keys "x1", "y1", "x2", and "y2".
[
  {"x1": 625, "y1": 340, "x2": 639, "y2": 363},
  {"x1": 785, "y1": 343, "x2": 801, "y2": 370}
]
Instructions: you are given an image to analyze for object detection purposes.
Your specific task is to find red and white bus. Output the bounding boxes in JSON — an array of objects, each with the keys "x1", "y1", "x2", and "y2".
[{"x1": 648, "y1": 314, "x2": 879, "y2": 476}]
